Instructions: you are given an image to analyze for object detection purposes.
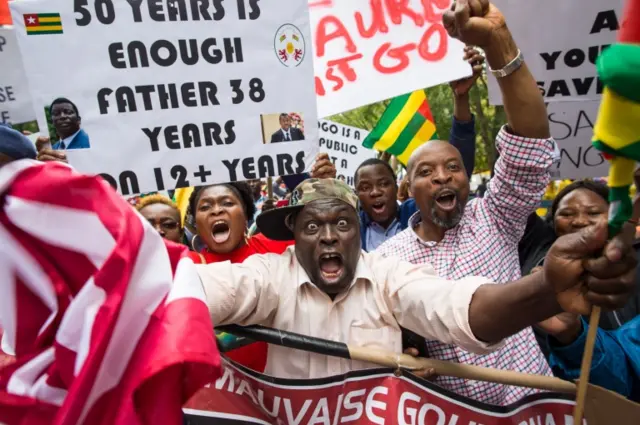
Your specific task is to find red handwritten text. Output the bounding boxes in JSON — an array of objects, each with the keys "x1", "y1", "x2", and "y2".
[{"x1": 312, "y1": 0, "x2": 451, "y2": 96}]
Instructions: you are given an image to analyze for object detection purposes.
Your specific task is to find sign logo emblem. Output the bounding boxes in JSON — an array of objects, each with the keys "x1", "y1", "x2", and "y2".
[{"x1": 274, "y1": 24, "x2": 305, "y2": 67}]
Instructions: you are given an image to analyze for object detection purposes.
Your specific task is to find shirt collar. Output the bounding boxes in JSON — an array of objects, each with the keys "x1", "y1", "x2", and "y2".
[
  {"x1": 360, "y1": 201, "x2": 401, "y2": 227},
  {"x1": 60, "y1": 129, "x2": 81, "y2": 146},
  {"x1": 294, "y1": 249, "x2": 375, "y2": 290}
]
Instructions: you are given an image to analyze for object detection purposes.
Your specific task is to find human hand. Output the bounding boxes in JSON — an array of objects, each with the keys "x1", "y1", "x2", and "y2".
[
  {"x1": 450, "y1": 46, "x2": 485, "y2": 96},
  {"x1": 36, "y1": 136, "x2": 68, "y2": 163},
  {"x1": 536, "y1": 313, "x2": 582, "y2": 345},
  {"x1": 35, "y1": 136, "x2": 51, "y2": 151},
  {"x1": 544, "y1": 221, "x2": 637, "y2": 315},
  {"x1": 311, "y1": 153, "x2": 336, "y2": 179},
  {"x1": 261, "y1": 198, "x2": 277, "y2": 213},
  {"x1": 443, "y1": 0, "x2": 506, "y2": 48},
  {"x1": 397, "y1": 347, "x2": 436, "y2": 380}
]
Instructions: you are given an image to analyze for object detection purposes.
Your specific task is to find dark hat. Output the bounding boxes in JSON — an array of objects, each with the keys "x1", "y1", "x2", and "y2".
[
  {"x1": 256, "y1": 178, "x2": 359, "y2": 241},
  {"x1": 0, "y1": 124, "x2": 37, "y2": 160}
]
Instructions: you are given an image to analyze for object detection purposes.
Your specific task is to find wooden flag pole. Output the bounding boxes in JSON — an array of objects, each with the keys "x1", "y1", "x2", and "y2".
[
  {"x1": 573, "y1": 306, "x2": 602, "y2": 423},
  {"x1": 219, "y1": 325, "x2": 576, "y2": 394}
]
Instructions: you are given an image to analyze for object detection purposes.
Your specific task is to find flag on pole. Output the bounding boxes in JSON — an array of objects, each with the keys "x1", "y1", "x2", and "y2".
[
  {"x1": 0, "y1": 160, "x2": 220, "y2": 425},
  {"x1": 363, "y1": 90, "x2": 439, "y2": 166}
]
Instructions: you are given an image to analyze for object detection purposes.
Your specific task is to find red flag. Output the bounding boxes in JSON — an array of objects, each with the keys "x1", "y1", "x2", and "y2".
[{"x1": 0, "y1": 160, "x2": 221, "y2": 425}]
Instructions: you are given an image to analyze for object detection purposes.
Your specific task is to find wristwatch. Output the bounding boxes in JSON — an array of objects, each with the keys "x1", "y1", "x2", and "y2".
[{"x1": 489, "y1": 49, "x2": 524, "y2": 78}]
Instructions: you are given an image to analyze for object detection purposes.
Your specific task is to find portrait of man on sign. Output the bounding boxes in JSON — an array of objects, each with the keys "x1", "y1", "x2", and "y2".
[
  {"x1": 49, "y1": 97, "x2": 90, "y2": 150},
  {"x1": 270, "y1": 112, "x2": 304, "y2": 143}
]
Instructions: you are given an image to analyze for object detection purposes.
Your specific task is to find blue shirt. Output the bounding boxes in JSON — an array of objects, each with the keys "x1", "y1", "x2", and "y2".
[
  {"x1": 548, "y1": 315, "x2": 640, "y2": 401},
  {"x1": 364, "y1": 217, "x2": 401, "y2": 252}
]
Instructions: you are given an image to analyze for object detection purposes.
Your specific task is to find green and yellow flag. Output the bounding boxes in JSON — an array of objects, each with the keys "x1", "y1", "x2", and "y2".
[
  {"x1": 363, "y1": 90, "x2": 438, "y2": 165},
  {"x1": 23, "y1": 13, "x2": 63, "y2": 35}
]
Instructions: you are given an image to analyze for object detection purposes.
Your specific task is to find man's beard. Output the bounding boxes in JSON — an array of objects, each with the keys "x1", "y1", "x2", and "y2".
[{"x1": 429, "y1": 201, "x2": 464, "y2": 229}]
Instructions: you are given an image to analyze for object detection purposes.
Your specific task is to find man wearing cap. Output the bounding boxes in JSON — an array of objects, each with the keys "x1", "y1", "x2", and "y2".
[
  {"x1": 0, "y1": 124, "x2": 37, "y2": 167},
  {"x1": 195, "y1": 177, "x2": 637, "y2": 379}
]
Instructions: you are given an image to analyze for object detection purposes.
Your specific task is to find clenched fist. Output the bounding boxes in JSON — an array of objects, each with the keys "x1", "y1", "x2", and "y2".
[
  {"x1": 544, "y1": 221, "x2": 637, "y2": 315},
  {"x1": 443, "y1": 0, "x2": 507, "y2": 48}
]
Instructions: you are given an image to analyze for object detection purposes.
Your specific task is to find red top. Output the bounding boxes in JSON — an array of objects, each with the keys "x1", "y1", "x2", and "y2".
[{"x1": 189, "y1": 234, "x2": 294, "y2": 372}]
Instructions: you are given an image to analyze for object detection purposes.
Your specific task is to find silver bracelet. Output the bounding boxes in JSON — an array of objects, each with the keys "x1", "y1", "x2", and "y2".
[{"x1": 489, "y1": 49, "x2": 524, "y2": 78}]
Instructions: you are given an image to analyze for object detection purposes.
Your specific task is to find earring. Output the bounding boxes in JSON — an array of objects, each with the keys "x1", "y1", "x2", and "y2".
[
  {"x1": 244, "y1": 231, "x2": 250, "y2": 245},
  {"x1": 192, "y1": 234, "x2": 202, "y2": 251}
]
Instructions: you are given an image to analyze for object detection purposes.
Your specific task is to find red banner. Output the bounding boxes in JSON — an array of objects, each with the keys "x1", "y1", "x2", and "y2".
[{"x1": 184, "y1": 359, "x2": 577, "y2": 424}]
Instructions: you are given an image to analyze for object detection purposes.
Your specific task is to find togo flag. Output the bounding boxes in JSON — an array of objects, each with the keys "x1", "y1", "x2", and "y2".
[
  {"x1": 23, "y1": 13, "x2": 63, "y2": 35},
  {"x1": 363, "y1": 90, "x2": 438, "y2": 165}
]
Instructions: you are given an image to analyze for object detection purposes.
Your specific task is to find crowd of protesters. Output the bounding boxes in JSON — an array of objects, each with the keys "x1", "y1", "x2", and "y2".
[{"x1": 0, "y1": 0, "x2": 638, "y2": 408}]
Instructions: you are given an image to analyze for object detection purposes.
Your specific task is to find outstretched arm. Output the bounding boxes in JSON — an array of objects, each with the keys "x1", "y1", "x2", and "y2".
[
  {"x1": 444, "y1": 0, "x2": 557, "y2": 239},
  {"x1": 469, "y1": 222, "x2": 636, "y2": 344},
  {"x1": 196, "y1": 254, "x2": 281, "y2": 326}
]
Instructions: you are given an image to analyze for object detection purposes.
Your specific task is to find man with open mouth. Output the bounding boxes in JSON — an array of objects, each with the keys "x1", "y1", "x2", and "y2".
[
  {"x1": 194, "y1": 177, "x2": 636, "y2": 380},
  {"x1": 354, "y1": 47, "x2": 482, "y2": 253},
  {"x1": 375, "y1": 0, "x2": 562, "y2": 405}
]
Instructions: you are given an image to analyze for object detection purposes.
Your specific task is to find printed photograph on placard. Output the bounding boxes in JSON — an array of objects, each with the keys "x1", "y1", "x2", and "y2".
[
  {"x1": 261, "y1": 112, "x2": 305, "y2": 144},
  {"x1": 44, "y1": 97, "x2": 91, "y2": 150}
]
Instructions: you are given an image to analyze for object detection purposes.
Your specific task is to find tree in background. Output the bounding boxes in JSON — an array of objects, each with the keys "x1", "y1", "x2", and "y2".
[
  {"x1": 9, "y1": 105, "x2": 58, "y2": 140},
  {"x1": 329, "y1": 76, "x2": 506, "y2": 174}
]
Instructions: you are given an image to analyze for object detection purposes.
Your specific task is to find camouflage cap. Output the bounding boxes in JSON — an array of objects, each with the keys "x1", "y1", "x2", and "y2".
[
  {"x1": 289, "y1": 178, "x2": 358, "y2": 210},
  {"x1": 256, "y1": 178, "x2": 359, "y2": 240}
]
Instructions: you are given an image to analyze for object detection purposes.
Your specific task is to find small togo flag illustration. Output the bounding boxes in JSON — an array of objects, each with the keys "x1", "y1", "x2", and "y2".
[{"x1": 23, "y1": 13, "x2": 63, "y2": 35}]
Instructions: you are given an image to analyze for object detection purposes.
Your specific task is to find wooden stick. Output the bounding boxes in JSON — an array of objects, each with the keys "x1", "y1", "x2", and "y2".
[
  {"x1": 573, "y1": 306, "x2": 601, "y2": 423},
  {"x1": 348, "y1": 346, "x2": 576, "y2": 394},
  {"x1": 267, "y1": 177, "x2": 273, "y2": 199},
  {"x1": 220, "y1": 325, "x2": 577, "y2": 394}
]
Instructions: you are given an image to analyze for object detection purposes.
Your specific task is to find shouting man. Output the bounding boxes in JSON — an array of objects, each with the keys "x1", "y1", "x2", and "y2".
[
  {"x1": 355, "y1": 47, "x2": 484, "y2": 252},
  {"x1": 377, "y1": 0, "x2": 560, "y2": 404},
  {"x1": 195, "y1": 178, "x2": 636, "y2": 379}
]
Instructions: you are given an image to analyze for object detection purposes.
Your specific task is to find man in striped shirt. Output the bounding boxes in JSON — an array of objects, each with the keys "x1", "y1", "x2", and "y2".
[{"x1": 378, "y1": 0, "x2": 560, "y2": 405}]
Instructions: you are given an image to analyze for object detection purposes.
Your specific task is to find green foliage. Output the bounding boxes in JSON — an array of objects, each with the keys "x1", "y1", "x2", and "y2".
[
  {"x1": 11, "y1": 120, "x2": 39, "y2": 134},
  {"x1": 8, "y1": 106, "x2": 59, "y2": 141},
  {"x1": 328, "y1": 75, "x2": 506, "y2": 174}
]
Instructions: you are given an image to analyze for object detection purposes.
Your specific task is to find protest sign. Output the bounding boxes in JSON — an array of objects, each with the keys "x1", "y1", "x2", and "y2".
[
  {"x1": 487, "y1": 0, "x2": 624, "y2": 105},
  {"x1": 0, "y1": 28, "x2": 35, "y2": 125},
  {"x1": 547, "y1": 101, "x2": 608, "y2": 180},
  {"x1": 318, "y1": 119, "x2": 375, "y2": 186},
  {"x1": 309, "y1": 0, "x2": 471, "y2": 118},
  {"x1": 0, "y1": 0, "x2": 10, "y2": 26},
  {"x1": 10, "y1": 0, "x2": 318, "y2": 195},
  {"x1": 184, "y1": 359, "x2": 579, "y2": 425}
]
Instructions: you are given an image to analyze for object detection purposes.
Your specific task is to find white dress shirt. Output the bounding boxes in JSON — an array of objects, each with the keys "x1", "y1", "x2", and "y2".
[{"x1": 196, "y1": 247, "x2": 503, "y2": 379}]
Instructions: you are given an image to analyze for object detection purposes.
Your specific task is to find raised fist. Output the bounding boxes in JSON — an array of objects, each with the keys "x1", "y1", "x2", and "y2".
[{"x1": 443, "y1": 0, "x2": 507, "y2": 48}]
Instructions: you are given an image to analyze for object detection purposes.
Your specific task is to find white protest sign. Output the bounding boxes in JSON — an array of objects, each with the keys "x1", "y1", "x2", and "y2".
[
  {"x1": 488, "y1": 0, "x2": 624, "y2": 105},
  {"x1": 0, "y1": 27, "x2": 35, "y2": 125},
  {"x1": 317, "y1": 120, "x2": 375, "y2": 187},
  {"x1": 547, "y1": 101, "x2": 608, "y2": 180},
  {"x1": 11, "y1": 0, "x2": 318, "y2": 195},
  {"x1": 310, "y1": 0, "x2": 471, "y2": 118}
]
